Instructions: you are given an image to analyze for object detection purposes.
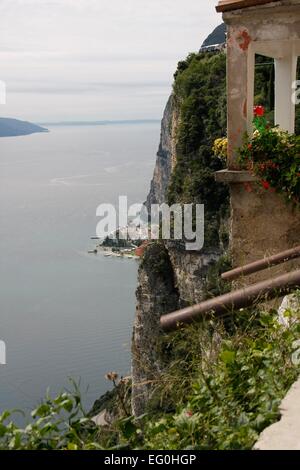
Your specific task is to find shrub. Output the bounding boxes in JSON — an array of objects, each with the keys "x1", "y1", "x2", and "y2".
[
  {"x1": 167, "y1": 52, "x2": 229, "y2": 250},
  {"x1": 1, "y1": 296, "x2": 300, "y2": 450},
  {"x1": 238, "y1": 108, "x2": 300, "y2": 205}
]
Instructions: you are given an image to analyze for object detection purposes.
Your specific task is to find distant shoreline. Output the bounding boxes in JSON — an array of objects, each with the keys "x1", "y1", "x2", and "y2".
[
  {"x1": 38, "y1": 119, "x2": 160, "y2": 127},
  {"x1": 0, "y1": 117, "x2": 48, "y2": 138}
]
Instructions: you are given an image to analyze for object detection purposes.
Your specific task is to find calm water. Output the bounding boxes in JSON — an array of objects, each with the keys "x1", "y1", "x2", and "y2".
[{"x1": 0, "y1": 123, "x2": 159, "y2": 414}]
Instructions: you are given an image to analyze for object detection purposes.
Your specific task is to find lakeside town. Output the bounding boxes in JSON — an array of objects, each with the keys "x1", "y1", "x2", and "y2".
[{"x1": 88, "y1": 224, "x2": 151, "y2": 259}]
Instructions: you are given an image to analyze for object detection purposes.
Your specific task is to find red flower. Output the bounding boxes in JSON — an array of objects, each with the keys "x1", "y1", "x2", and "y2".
[
  {"x1": 247, "y1": 144, "x2": 252, "y2": 150},
  {"x1": 254, "y1": 105, "x2": 265, "y2": 117},
  {"x1": 186, "y1": 410, "x2": 193, "y2": 417},
  {"x1": 261, "y1": 180, "x2": 270, "y2": 190}
]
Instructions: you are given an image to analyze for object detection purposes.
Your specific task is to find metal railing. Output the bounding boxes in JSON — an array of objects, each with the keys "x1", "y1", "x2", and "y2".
[
  {"x1": 160, "y1": 246, "x2": 300, "y2": 331},
  {"x1": 221, "y1": 245, "x2": 300, "y2": 281}
]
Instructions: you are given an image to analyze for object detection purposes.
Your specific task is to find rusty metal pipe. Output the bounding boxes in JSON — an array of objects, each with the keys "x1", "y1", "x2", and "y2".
[
  {"x1": 221, "y1": 246, "x2": 300, "y2": 282},
  {"x1": 160, "y1": 269, "x2": 300, "y2": 331}
]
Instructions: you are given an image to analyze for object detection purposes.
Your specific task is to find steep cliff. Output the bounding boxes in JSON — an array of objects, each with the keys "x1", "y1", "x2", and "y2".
[
  {"x1": 145, "y1": 95, "x2": 179, "y2": 209},
  {"x1": 200, "y1": 23, "x2": 226, "y2": 49},
  {"x1": 131, "y1": 29, "x2": 290, "y2": 417},
  {"x1": 132, "y1": 50, "x2": 231, "y2": 415},
  {"x1": 131, "y1": 243, "x2": 179, "y2": 416}
]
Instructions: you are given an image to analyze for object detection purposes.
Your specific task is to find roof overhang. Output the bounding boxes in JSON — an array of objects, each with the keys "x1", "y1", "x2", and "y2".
[{"x1": 216, "y1": 0, "x2": 281, "y2": 12}]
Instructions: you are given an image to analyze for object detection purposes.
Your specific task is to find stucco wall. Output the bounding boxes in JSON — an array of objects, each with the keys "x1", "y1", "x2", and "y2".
[{"x1": 230, "y1": 185, "x2": 300, "y2": 280}]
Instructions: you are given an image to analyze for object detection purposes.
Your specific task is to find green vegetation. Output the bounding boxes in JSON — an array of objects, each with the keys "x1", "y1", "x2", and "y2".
[
  {"x1": 101, "y1": 233, "x2": 133, "y2": 249},
  {"x1": 202, "y1": 254, "x2": 232, "y2": 299},
  {"x1": 1, "y1": 295, "x2": 299, "y2": 449},
  {"x1": 238, "y1": 112, "x2": 300, "y2": 205},
  {"x1": 139, "y1": 298, "x2": 300, "y2": 449},
  {"x1": 140, "y1": 242, "x2": 174, "y2": 279},
  {"x1": 254, "y1": 55, "x2": 275, "y2": 121},
  {"x1": 168, "y1": 52, "x2": 229, "y2": 249}
]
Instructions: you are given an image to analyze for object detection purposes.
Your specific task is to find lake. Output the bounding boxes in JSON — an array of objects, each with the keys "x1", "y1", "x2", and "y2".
[{"x1": 0, "y1": 122, "x2": 159, "y2": 414}]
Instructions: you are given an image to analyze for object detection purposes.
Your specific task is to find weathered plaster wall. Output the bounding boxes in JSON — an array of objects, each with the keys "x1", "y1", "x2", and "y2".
[{"x1": 230, "y1": 185, "x2": 300, "y2": 282}]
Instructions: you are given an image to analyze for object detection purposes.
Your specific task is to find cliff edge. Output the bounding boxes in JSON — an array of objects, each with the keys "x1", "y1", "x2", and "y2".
[{"x1": 132, "y1": 47, "x2": 230, "y2": 416}]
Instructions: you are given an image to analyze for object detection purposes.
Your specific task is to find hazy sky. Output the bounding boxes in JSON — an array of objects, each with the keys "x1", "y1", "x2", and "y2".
[{"x1": 0, "y1": 0, "x2": 221, "y2": 122}]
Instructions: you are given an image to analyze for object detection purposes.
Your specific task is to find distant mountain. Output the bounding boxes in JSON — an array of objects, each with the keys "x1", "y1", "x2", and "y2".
[
  {"x1": 200, "y1": 23, "x2": 226, "y2": 49},
  {"x1": 39, "y1": 119, "x2": 160, "y2": 127},
  {"x1": 0, "y1": 118, "x2": 48, "y2": 137}
]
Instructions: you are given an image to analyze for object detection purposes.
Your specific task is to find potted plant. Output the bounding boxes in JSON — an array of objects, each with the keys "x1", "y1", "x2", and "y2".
[{"x1": 213, "y1": 106, "x2": 300, "y2": 205}]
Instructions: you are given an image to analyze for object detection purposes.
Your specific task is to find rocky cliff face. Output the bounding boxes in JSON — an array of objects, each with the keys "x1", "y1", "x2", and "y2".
[
  {"x1": 131, "y1": 50, "x2": 228, "y2": 414},
  {"x1": 132, "y1": 244, "x2": 222, "y2": 416},
  {"x1": 131, "y1": 239, "x2": 220, "y2": 416},
  {"x1": 131, "y1": 243, "x2": 179, "y2": 417},
  {"x1": 145, "y1": 95, "x2": 179, "y2": 210}
]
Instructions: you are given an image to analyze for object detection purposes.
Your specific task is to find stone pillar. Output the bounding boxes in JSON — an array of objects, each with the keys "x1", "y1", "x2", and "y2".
[
  {"x1": 227, "y1": 25, "x2": 254, "y2": 168},
  {"x1": 275, "y1": 51, "x2": 298, "y2": 133}
]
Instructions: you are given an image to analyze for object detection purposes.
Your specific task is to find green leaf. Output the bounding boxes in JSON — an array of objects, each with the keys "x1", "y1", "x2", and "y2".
[
  {"x1": 119, "y1": 417, "x2": 137, "y2": 440},
  {"x1": 67, "y1": 442, "x2": 78, "y2": 450},
  {"x1": 220, "y1": 350, "x2": 236, "y2": 365}
]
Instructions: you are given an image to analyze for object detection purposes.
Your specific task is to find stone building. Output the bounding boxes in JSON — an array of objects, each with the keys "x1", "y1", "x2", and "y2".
[{"x1": 215, "y1": 0, "x2": 300, "y2": 278}]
